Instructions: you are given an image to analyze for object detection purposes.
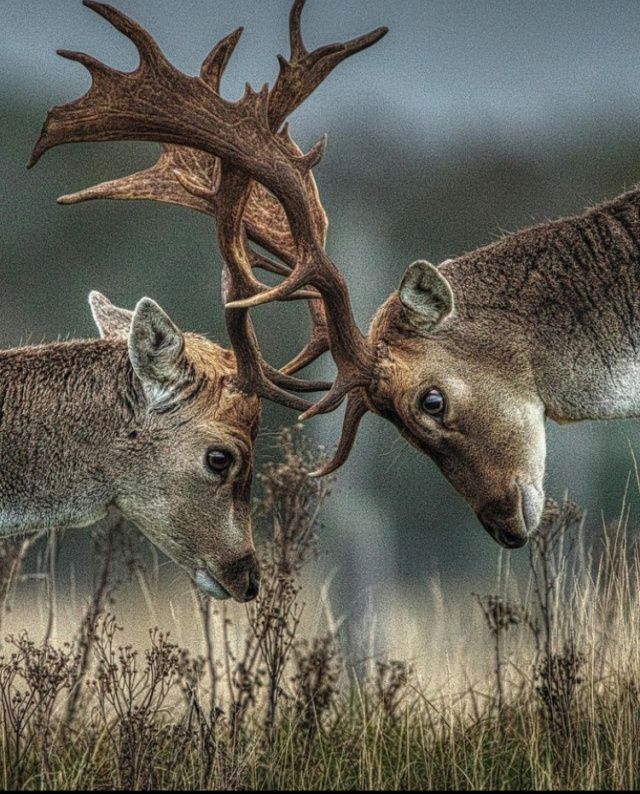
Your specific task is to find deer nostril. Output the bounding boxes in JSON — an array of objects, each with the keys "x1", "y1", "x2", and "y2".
[
  {"x1": 496, "y1": 529, "x2": 529, "y2": 550},
  {"x1": 243, "y1": 571, "x2": 260, "y2": 603}
]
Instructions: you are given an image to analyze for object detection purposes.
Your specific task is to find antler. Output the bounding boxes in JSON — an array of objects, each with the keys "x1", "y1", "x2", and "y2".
[
  {"x1": 55, "y1": 27, "x2": 317, "y2": 297},
  {"x1": 30, "y1": 0, "x2": 387, "y2": 470}
]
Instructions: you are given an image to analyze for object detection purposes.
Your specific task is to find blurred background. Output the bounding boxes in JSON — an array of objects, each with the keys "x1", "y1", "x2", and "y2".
[{"x1": 3, "y1": 0, "x2": 640, "y2": 656}]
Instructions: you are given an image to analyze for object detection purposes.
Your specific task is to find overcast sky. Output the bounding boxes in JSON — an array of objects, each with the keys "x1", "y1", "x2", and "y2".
[{"x1": 4, "y1": 0, "x2": 640, "y2": 145}]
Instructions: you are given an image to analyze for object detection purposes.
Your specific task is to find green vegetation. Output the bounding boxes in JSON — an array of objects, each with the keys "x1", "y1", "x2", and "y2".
[{"x1": 0, "y1": 428, "x2": 639, "y2": 790}]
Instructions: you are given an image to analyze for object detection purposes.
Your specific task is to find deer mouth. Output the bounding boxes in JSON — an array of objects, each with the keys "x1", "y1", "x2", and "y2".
[
  {"x1": 193, "y1": 570, "x2": 232, "y2": 601},
  {"x1": 482, "y1": 520, "x2": 530, "y2": 550}
]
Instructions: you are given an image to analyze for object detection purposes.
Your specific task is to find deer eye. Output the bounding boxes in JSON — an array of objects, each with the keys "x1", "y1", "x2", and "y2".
[
  {"x1": 422, "y1": 388, "x2": 446, "y2": 417},
  {"x1": 206, "y1": 449, "x2": 234, "y2": 477}
]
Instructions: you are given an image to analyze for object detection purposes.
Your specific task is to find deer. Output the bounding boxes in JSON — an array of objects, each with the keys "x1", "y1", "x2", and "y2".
[
  {"x1": 31, "y1": 0, "x2": 639, "y2": 553},
  {"x1": 0, "y1": 290, "x2": 266, "y2": 601}
]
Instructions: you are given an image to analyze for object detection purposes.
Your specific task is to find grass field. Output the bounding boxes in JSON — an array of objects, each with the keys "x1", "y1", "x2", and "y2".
[{"x1": 0, "y1": 427, "x2": 639, "y2": 790}]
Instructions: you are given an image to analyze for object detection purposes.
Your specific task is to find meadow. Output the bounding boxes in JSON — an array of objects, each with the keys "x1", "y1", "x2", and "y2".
[{"x1": 0, "y1": 426, "x2": 636, "y2": 791}]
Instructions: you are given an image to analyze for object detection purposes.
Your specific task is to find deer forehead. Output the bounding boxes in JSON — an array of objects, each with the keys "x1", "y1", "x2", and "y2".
[
  {"x1": 375, "y1": 334, "x2": 469, "y2": 390},
  {"x1": 175, "y1": 334, "x2": 260, "y2": 434},
  {"x1": 184, "y1": 333, "x2": 236, "y2": 377}
]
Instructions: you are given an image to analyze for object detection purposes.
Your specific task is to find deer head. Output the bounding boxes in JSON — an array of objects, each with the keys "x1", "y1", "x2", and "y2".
[
  {"x1": 0, "y1": 288, "x2": 261, "y2": 601},
  {"x1": 30, "y1": 1, "x2": 548, "y2": 549},
  {"x1": 366, "y1": 260, "x2": 546, "y2": 549},
  {"x1": 90, "y1": 292, "x2": 263, "y2": 600}
]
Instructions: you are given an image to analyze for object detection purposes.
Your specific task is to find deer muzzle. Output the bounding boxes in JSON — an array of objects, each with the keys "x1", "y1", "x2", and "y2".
[
  {"x1": 195, "y1": 554, "x2": 260, "y2": 604},
  {"x1": 478, "y1": 481, "x2": 544, "y2": 550}
]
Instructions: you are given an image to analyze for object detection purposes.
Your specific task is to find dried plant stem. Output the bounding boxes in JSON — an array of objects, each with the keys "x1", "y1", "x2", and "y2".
[
  {"x1": 63, "y1": 521, "x2": 118, "y2": 727},
  {"x1": 191, "y1": 582, "x2": 218, "y2": 717},
  {"x1": 43, "y1": 530, "x2": 59, "y2": 647}
]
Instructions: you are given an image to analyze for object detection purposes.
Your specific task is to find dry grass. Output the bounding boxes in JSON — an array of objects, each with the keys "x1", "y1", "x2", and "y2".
[{"x1": 0, "y1": 425, "x2": 639, "y2": 790}]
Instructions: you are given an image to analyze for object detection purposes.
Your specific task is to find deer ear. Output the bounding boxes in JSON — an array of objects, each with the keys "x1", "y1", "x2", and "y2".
[
  {"x1": 128, "y1": 299, "x2": 186, "y2": 401},
  {"x1": 89, "y1": 291, "x2": 133, "y2": 340},
  {"x1": 398, "y1": 260, "x2": 454, "y2": 332}
]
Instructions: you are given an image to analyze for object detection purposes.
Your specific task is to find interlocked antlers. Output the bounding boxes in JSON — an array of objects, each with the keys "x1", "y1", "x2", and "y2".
[{"x1": 30, "y1": 0, "x2": 387, "y2": 475}]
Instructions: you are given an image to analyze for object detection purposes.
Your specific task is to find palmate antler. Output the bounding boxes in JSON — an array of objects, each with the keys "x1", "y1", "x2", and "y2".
[
  {"x1": 30, "y1": 0, "x2": 387, "y2": 473},
  {"x1": 55, "y1": 23, "x2": 329, "y2": 381}
]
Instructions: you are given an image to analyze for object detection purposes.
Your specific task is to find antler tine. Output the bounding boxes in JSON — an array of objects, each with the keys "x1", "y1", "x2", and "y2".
[
  {"x1": 58, "y1": 145, "x2": 221, "y2": 215},
  {"x1": 308, "y1": 390, "x2": 370, "y2": 477},
  {"x1": 270, "y1": 0, "x2": 388, "y2": 126},
  {"x1": 289, "y1": 0, "x2": 310, "y2": 62},
  {"x1": 201, "y1": 27, "x2": 244, "y2": 90},
  {"x1": 82, "y1": 0, "x2": 163, "y2": 66},
  {"x1": 279, "y1": 300, "x2": 329, "y2": 375}
]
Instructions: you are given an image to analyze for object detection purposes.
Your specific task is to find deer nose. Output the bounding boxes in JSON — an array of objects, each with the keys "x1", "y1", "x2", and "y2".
[
  {"x1": 219, "y1": 554, "x2": 260, "y2": 603},
  {"x1": 479, "y1": 505, "x2": 530, "y2": 550}
]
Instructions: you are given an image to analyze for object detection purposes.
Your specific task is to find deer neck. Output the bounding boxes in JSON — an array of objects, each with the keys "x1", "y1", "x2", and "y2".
[
  {"x1": 443, "y1": 187, "x2": 640, "y2": 423},
  {"x1": 0, "y1": 339, "x2": 138, "y2": 536}
]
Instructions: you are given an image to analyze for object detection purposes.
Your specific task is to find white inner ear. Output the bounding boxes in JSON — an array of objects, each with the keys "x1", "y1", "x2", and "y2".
[
  {"x1": 89, "y1": 291, "x2": 133, "y2": 340},
  {"x1": 128, "y1": 298, "x2": 186, "y2": 405},
  {"x1": 399, "y1": 260, "x2": 455, "y2": 332}
]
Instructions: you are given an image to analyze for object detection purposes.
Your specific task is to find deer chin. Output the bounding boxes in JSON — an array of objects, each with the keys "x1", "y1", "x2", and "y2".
[{"x1": 193, "y1": 570, "x2": 232, "y2": 602}]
